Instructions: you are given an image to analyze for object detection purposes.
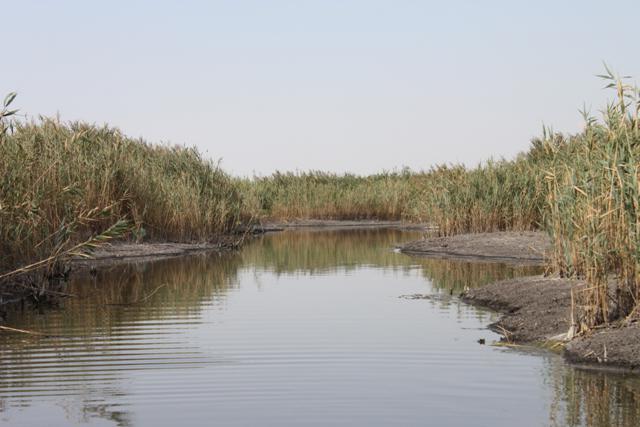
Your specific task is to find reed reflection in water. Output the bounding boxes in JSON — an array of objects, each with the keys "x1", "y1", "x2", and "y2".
[{"x1": 0, "y1": 229, "x2": 637, "y2": 427}]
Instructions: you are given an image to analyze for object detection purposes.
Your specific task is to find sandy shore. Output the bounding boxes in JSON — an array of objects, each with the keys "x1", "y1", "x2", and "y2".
[{"x1": 462, "y1": 276, "x2": 573, "y2": 342}]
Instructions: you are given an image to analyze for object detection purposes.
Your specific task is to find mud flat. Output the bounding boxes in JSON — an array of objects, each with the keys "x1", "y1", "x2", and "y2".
[
  {"x1": 72, "y1": 240, "x2": 237, "y2": 269},
  {"x1": 462, "y1": 275, "x2": 640, "y2": 372},
  {"x1": 398, "y1": 231, "x2": 550, "y2": 264}
]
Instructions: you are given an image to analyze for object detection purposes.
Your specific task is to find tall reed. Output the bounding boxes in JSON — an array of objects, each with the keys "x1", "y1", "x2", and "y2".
[
  {"x1": 237, "y1": 68, "x2": 640, "y2": 330},
  {"x1": 3, "y1": 68, "x2": 640, "y2": 330},
  {"x1": 544, "y1": 68, "x2": 640, "y2": 329},
  {"x1": 244, "y1": 159, "x2": 547, "y2": 236},
  {"x1": 240, "y1": 170, "x2": 424, "y2": 221},
  {"x1": 0, "y1": 103, "x2": 247, "y2": 283},
  {"x1": 417, "y1": 157, "x2": 547, "y2": 235}
]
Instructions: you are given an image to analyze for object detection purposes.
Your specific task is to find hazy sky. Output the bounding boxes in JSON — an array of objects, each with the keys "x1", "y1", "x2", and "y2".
[{"x1": 3, "y1": 1, "x2": 639, "y2": 176}]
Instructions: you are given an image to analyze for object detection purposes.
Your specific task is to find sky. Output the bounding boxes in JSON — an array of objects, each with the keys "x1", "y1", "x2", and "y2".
[{"x1": 2, "y1": 0, "x2": 639, "y2": 177}]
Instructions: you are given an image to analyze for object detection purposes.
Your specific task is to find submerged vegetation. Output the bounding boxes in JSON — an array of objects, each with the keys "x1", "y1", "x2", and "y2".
[{"x1": 1, "y1": 68, "x2": 639, "y2": 331}]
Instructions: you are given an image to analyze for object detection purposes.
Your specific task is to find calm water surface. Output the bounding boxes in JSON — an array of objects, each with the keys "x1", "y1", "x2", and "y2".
[{"x1": 1, "y1": 229, "x2": 639, "y2": 426}]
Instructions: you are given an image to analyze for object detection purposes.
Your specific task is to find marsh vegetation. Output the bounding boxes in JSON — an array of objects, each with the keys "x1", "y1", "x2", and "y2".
[{"x1": 1, "y1": 69, "x2": 639, "y2": 331}]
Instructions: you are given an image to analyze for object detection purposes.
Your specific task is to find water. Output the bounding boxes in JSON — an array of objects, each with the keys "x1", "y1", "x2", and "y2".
[{"x1": 0, "y1": 229, "x2": 639, "y2": 426}]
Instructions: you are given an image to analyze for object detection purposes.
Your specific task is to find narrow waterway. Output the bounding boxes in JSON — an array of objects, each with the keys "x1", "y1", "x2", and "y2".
[{"x1": 0, "y1": 229, "x2": 638, "y2": 426}]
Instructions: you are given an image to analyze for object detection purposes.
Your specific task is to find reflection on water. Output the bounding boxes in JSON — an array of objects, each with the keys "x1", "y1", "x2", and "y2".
[
  {"x1": 241, "y1": 229, "x2": 541, "y2": 291},
  {"x1": 0, "y1": 229, "x2": 638, "y2": 426},
  {"x1": 547, "y1": 362, "x2": 640, "y2": 427}
]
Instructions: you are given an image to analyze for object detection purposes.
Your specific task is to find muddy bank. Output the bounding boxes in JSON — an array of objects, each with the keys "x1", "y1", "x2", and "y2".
[
  {"x1": 258, "y1": 219, "x2": 430, "y2": 232},
  {"x1": 2, "y1": 220, "x2": 421, "y2": 307},
  {"x1": 75, "y1": 220, "x2": 428, "y2": 268},
  {"x1": 0, "y1": 236, "x2": 244, "y2": 310},
  {"x1": 462, "y1": 276, "x2": 640, "y2": 371},
  {"x1": 565, "y1": 323, "x2": 640, "y2": 369},
  {"x1": 72, "y1": 239, "x2": 239, "y2": 270},
  {"x1": 399, "y1": 231, "x2": 550, "y2": 264},
  {"x1": 462, "y1": 276, "x2": 573, "y2": 342}
]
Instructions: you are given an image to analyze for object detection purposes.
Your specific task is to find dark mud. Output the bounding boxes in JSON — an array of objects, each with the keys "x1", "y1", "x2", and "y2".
[
  {"x1": 565, "y1": 322, "x2": 640, "y2": 370},
  {"x1": 462, "y1": 275, "x2": 640, "y2": 372},
  {"x1": 462, "y1": 276, "x2": 574, "y2": 343}
]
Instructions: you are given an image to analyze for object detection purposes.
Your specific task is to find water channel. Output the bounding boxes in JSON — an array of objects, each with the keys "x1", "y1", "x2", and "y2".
[{"x1": 1, "y1": 229, "x2": 638, "y2": 426}]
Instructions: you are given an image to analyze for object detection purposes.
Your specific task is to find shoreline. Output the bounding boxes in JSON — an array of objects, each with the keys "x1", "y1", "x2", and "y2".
[
  {"x1": 462, "y1": 274, "x2": 640, "y2": 373},
  {"x1": 256, "y1": 219, "x2": 431, "y2": 232},
  {"x1": 397, "y1": 231, "x2": 550, "y2": 264},
  {"x1": 2, "y1": 223, "x2": 639, "y2": 373},
  {"x1": 1, "y1": 220, "x2": 427, "y2": 307},
  {"x1": 1, "y1": 235, "x2": 246, "y2": 309},
  {"x1": 72, "y1": 240, "x2": 239, "y2": 270},
  {"x1": 400, "y1": 230, "x2": 640, "y2": 372},
  {"x1": 75, "y1": 220, "x2": 430, "y2": 269}
]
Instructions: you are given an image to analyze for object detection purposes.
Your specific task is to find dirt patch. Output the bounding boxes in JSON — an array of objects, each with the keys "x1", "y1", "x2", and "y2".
[
  {"x1": 399, "y1": 231, "x2": 550, "y2": 264},
  {"x1": 462, "y1": 275, "x2": 640, "y2": 372}
]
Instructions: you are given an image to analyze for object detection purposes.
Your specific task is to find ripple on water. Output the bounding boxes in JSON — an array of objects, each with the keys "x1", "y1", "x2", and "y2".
[{"x1": 1, "y1": 229, "x2": 638, "y2": 427}]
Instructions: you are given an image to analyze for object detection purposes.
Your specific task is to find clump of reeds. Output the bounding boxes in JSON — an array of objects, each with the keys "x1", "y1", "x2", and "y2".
[
  {"x1": 0, "y1": 95, "x2": 248, "y2": 289},
  {"x1": 4, "y1": 67, "x2": 640, "y2": 331},
  {"x1": 242, "y1": 159, "x2": 548, "y2": 236},
  {"x1": 417, "y1": 157, "x2": 547, "y2": 235},
  {"x1": 240, "y1": 170, "x2": 424, "y2": 221},
  {"x1": 544, "y1": 66, "x2": 640, "y2": 330}
]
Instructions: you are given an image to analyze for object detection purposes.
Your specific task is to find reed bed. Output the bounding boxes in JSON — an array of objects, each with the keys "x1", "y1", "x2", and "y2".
[
  {"x1": 0, "y1": 102, "x2": 247, "y2": 287},
  {"x1": 239, "y1": 171, "x2": 424, "y2": 221},
  {"x1": 2, "y1": 69, "x2": 640, "y2": 329},
  {"x1": 417, "y1": 158, "x2": 547, "y2": 235},
  {"x1": 543, "y1": 70, "x2": 640, "y2": 330},
  {"x1": 243, "y1": 160, "x2": 547, "y2": 235},
  {"x1": 240, "y1": 70, "x2": 640, "y2": 330}
]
